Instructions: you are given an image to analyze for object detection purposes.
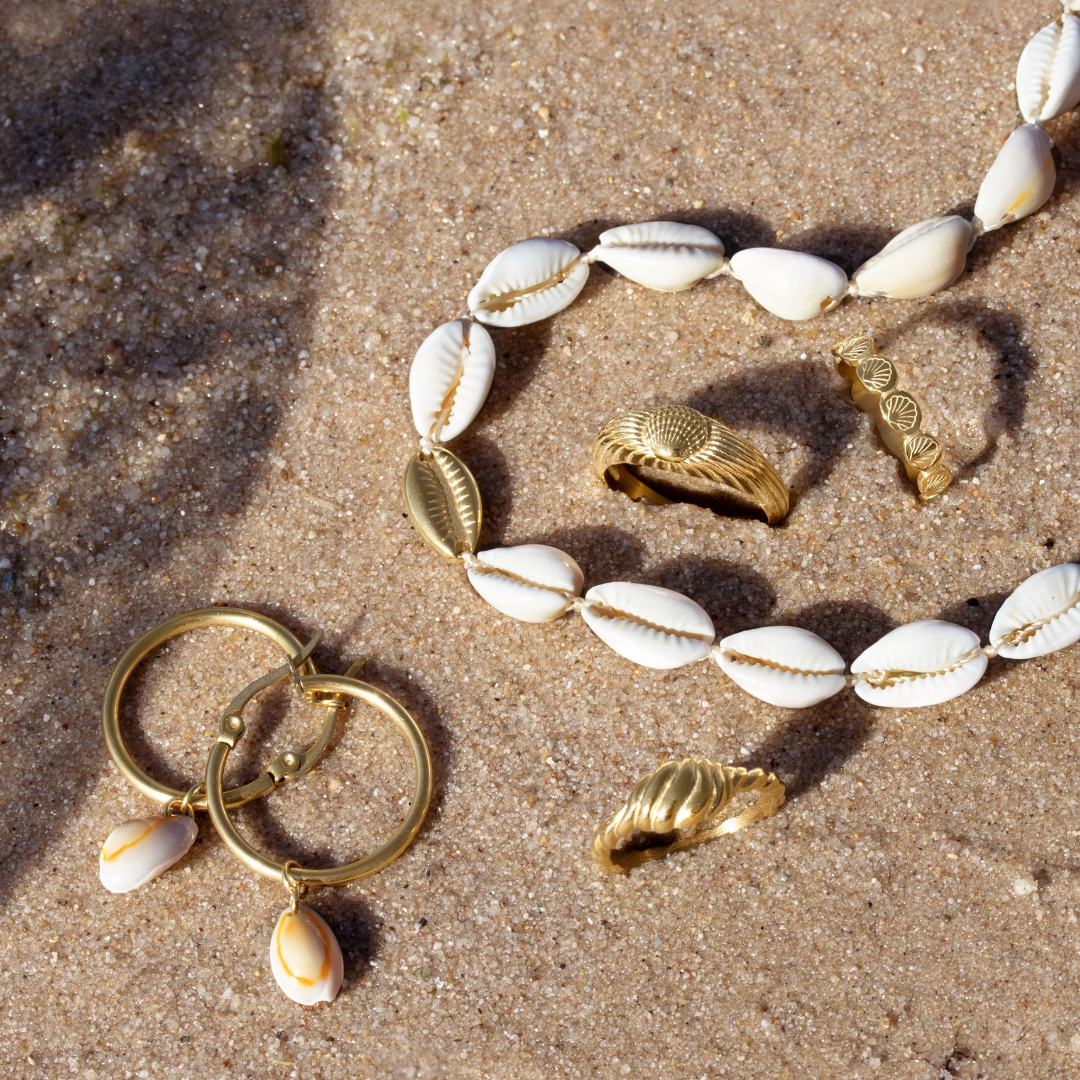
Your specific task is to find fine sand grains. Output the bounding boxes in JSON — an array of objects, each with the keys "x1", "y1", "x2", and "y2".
[{"x1": 1, "y1": 1, "x2": 1078, "y2": 1078}]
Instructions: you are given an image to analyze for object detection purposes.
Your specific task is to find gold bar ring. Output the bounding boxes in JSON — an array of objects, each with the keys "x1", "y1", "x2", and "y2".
[
  {"x1": 592, "y1": 405, "x2": 789, "y2": 524},
  {"x1": 831, "y1": 335, "x2": 952, "y2": 500},
  {"x1": 102, "y1": 608, "x2": 343, "y2": 813},
  {"x1": 591, "y1": 758, "x2": 785, "y2": 874}
]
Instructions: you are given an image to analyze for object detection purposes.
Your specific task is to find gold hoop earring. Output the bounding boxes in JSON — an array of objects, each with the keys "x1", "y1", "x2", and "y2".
[
  {"x1": 205, "y1": 657, "x2": 433, "y2": 1005},
  {"x1": 99, "y1": 608, "x2": 342, "y2": 894}
]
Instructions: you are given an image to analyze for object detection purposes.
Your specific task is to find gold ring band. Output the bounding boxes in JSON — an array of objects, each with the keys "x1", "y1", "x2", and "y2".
[
  {"x1": 592, "y1": 405, "x2": 789, "y2": 524},
  {"x1": 206, "y1": 669, "x2": 433, "y2": 887},
  {"x1": 102, "y1": 608, "x2": 340, "y2": 813},
  {"x1": 831, "y1": 335, "x2": 952, "y2": 500},
  {"x1": 591, "y1": 758, "x2": 785, "y2": 873}
]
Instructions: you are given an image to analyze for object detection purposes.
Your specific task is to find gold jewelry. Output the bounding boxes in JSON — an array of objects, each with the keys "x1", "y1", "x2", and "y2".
[
  {"x1": 102, "y1": 607, "x2": 342, "y2": 812},
  {"x1": 98, "y1": 609, "x2": 348, "y2": 896},
  {"x1": 591, "y1": 404, "x2": 790, "y2": 524},
  {"x1": 591, "y1": 758, "x2": 785, "y2": 874},
  {"x1": 831, "y1": 335, "x2": 953, "y2": 500},
  {"x1": 205, "y1": 654, "x2": 433, "y2": 1004}
]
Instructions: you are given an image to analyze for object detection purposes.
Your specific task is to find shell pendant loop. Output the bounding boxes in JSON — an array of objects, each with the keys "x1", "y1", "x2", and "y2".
[{"x1": 403, "y1": 446, "x2": 483, "y2": 559}]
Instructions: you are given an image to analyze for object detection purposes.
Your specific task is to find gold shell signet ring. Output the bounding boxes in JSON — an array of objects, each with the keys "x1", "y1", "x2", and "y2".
[{"x1": 592, "y1": 404, "x2": 790, "y2": 524}]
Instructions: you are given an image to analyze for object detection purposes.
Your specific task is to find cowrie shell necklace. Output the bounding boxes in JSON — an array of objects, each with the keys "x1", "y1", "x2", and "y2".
[{"x1": 400, "y1": 4, "x2": 1080, "y2": 711}]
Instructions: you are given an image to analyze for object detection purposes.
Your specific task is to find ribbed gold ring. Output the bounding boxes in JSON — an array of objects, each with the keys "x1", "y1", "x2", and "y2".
[
  {"x1": 591, "y1": 758, "x2": 785, "y2": 873},
  {"x1": 592, "y1": 405, "x2": 789, "y2": 524}
]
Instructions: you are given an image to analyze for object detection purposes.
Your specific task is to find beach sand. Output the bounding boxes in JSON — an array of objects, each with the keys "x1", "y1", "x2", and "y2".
[{"x1": 1, "y1": 0, "x2": 1078, "y2": 1076}]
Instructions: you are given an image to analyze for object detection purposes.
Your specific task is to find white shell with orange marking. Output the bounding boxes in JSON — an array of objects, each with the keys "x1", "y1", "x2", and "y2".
[
  {"x1": 851, "y1": 621, "x2": 987, "y2": 708},
  {"x1": 716, "y1": 626, "x2": 847, "y2": 709},
  {"x1": 1016, "y1": 16, "x2": 1080, "y2": 123},
  {"x1": 989, "y1": 563, "x2": 1080, "y2": 659},
  {"x1": 592, "y1": 221, "x2": 726, "y2": 291},
  {"x1": 408, "y1": 319, "x2": 496, "y2": 443},
  {"x1": 727, "y1": 248, "x2": 849, "y2": 321},
  {"x1": 467, "y1": 544, "x2": 584, "y2": 623},
  {"x1": 852, "y1": 217, "x2": 975, "y2": 300},
  {"x1": 973, "y1": 124, "x2": 1056, "y2": 233},
  {"x1": 98, "y1": 814, "x2": 198, "y2": 893},
  {"x1": 582, "y1": 581, "x2": 715, "y2": 670},
  {"x1": 467, "y1": 238, "x2": 589, "y2": 327},
  {"x1": 270, "y1": 906, "x2": 344, "y2": 1006}
]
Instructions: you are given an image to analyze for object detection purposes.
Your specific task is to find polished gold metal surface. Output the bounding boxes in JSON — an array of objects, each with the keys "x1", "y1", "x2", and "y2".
[
  {"x1": 591, "y1": 758, "x2": 785, "y2": 873},
  {"x1": 206, "y1": 663, "x2": 433, "y2": 887},
  {"x1": 102, "y1": 608, "x2": 344, "y2": 813},
  {"x1": 403, "y1": 445, "x2": 483, "y2": 559},
  {"x1": 832, "y1": 335, "x2": 953, "y2": 500},
  {"x1": 592, "y1": 405, "x2": 790, "y2": 524}
]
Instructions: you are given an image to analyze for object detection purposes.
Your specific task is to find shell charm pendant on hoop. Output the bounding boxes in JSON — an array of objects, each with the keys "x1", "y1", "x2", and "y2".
[{"x1": 592, "y1": 404, "x2": 790, "y2": 524}]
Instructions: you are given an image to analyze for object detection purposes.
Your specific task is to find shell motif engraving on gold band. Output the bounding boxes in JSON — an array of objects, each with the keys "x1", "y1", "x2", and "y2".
[
  {"x1": 831, "y1": 336, "x2": 952, "y2": 501},
  {"x1": 592, "y1": 405, "x2": 790, "y2": 525},
  {"x1": 591, "y1": 758, "x2": 786, "y2": 873},
  {"x1": 403, "y1": 445, "x2": 483, "y2": 560}
]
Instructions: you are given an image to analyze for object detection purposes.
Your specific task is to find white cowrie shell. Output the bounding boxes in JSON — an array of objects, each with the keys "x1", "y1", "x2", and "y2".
[
  {"x1": 582, "y1": 581, "x2": 714, "y2": 670},
  {"x1": 1016, "y1": 16, "x2": 1080, "y2": 124},
  {"x1": 852, "y1": 217, "x2": 974, "y2": 300},
  {"x1": 270, "y1": 906, "x2": 344, "y2": 1006},
  {"x1": 467, "y1": 238, "x2": 589, "y2": 327},
  {"x1": 851, "y1": 621, "x2": 987, "y2": 709},
  {"x1": 98, "y1": 815, "x2": 198, "y2": 894},
  {"x1": 716, "y1": 626, "x2": 846, "y2": 709},
  {"x1": 989, "y1": 563, "x2": 1080, "y2": 659},
  {"x1": 973, "y1": 124, "x2": 1056, "y2": 234},
  {"x1": 467, "y1": 544, "x2": 584, "y2": 623},
  {"x1": 592, "y1": 221, "x2": 726, "y2": 291},
  {"x1": 727, "y1": 248, "x2": 849, "y2": 321},
  {"x1": 409, "y1": 319, "x2": 496, "y2": 443}
]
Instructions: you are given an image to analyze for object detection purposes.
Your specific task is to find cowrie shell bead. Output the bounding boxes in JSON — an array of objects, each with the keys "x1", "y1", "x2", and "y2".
[
  {"x1": 468, "y1": 544, "x2": 584, "y2": 623},
  {"x1": 582, "y1": 582, "x2": 715, "y2": 670},
  {"x1": 467, "y1": 238, "x2": 589, "y2": 328},
  {"x1": 99, "y1": 815, "x2": 198, "y2": 894},
  {"x1": 727, "y1": 248, "x2": 849, "y2": 321},
  {"x1": 852, "y1": 217, "x2": 975, "y2": 300},
  {"x1": 409, "y1": 320, "x2": 496, "y2": 444},
  {"x1": 1016, "y1": 16, "x2": 1080, "y2": 124},
  {"x1": 973, "y1": 124, "x2": 1056, "y2": 234},
  {"x1": 716, "y1": 626, "x2": 847, "y2": 709},
  {"x1": 989, "y1": 563, "x2": 1080, "y2": 659},
  {"x1": 851, "y1": 621, "x2": 986, "y2": 709},
  {"x1": 270, "y1": 906, "x2": 344, "y2": 1006},
  {"x1": 592, "y1": 221, "x2": 726, "y2": 292}
]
